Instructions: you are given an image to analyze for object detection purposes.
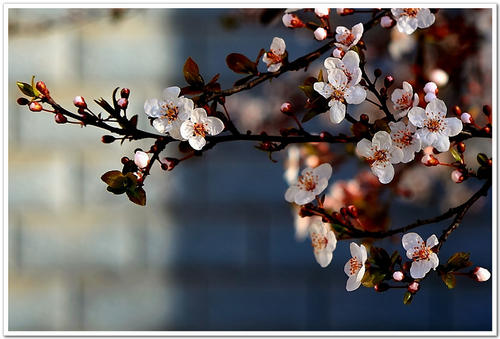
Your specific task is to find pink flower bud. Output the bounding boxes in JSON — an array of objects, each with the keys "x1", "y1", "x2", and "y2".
[
  {"x1": 380, "y1": 16, "x2": 394, "y2": 28},
  {"x1": 117, "y1": 97, "x2": 128, "y2": 109},
  {"x1": 314, "y1": 27, "x2": 328, "y2": 41},
  {"x1": 451, "y1": 170, "x2": 464, "y2": 183},
  {"x1": 134, "y1": 151, "x2": 150, "y2": 169},
  {"x1": 332, "y1": 47, "x2": 344, "y2": 58},
  {"x1": 473, "y1": 267, "x2": 491, "y2": 282},
  {"x1": 29, "y1": 101, "x2": 43, "y2": 112},
  {"x1": 54, "y1": 113, "x2": 67, "y2": 124},
  {"x1": 73, "y1": 96, "x2": 87, "y2": 109},
  {"x1": 393, "y1": 271, "x2": 404, "y2": 281},
  {"x1": 408, "y1": 281, "x2": 419, "y2": 293},
  {"x1": 314, "y1": 8, "x2": 330, "y2": 18},
  {"x1": 424, "y1": 92, "x2": 437, "y2": 103},
  {"x1": 421, "y1": 154, "x2": 439, "y2": 166},
  {"x1": 424, "y1": 81, "x2": 438, "y2": 94},
  {"x1": 460, "y1": 112, "x2": 473, "y2": 124},
  {"x1": 282, "y1": 13, "x2": 304, "y2": 28},
  {"x1": 280, "y1": 102, "x2": 293, "y2": 114}
]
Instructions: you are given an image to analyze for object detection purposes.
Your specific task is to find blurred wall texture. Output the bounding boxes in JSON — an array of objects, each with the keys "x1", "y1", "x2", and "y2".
[{"x1": 8, "y1": 8, "x2": 492, "y2": 331}]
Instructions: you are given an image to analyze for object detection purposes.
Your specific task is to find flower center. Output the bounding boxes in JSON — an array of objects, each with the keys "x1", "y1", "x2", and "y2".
[
  {"x1": 402, "y1": 8, "x2": 420, "y2": 17},
  {"x1": 331, "y1": 87, "x2": 345, "y2": 101},
  {"x1": 425, "y1": 118, "x2": 444, "y2": 132},
  {"x1": 348, "y1": 257, "x2": 363, "y2": 275},
  {"x1": 193, "y1": 122, "x2": 206, "y2": 137},
  {"x1": 396, "y1": 93, "x2": 412, "y2": 109},
  {"x1": 160, "y1": 102, "x2": 179, "y2": 123},
  {"x1": 393, "y1": 130, "x2": 414, "y2": 147},
  {"x1": 412, "y1": 243, "x2": 433, "y2": 262},
  {"x1": 298, "y1": 172, "x2": 318, "y2": 191},
  {"x1": 368, "y1": 149, "x2": 389, "y2": 165},
  {"x1": 340, "y1": 32, "x2": 355, "y2": 46},
  {"x1": 266, "y1": 51, "x2": 282, "y2": 65},
  {"x1": 311, "y1": 232, "x2": 328, "y2": 252}
]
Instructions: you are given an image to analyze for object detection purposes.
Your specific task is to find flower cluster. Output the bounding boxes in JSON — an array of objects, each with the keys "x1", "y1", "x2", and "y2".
[{"x1": 144, "y1": 86, "x2": 225, "y2": 150}]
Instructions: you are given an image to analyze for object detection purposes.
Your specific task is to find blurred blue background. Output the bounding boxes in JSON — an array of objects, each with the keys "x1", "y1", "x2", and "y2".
[{"x1": 8, "y1": 8, "x2": 492, "y2": 331}]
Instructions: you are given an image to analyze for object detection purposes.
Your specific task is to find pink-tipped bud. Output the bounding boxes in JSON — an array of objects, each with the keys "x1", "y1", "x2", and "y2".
[
  {"x1": 393, "y1": 271, "x2": 404, "y2": 281},
  {"x1": 380, "y1": 15, "x2": 394, "y2": 28},
  {"x1": 73, "y1": 96, "x2": 87, "y2": 109},
  {"x1": 314, "y1": 27, "x2": 328, "y2": 41},
  {"x1": 134, "y1": 150, "x2": 150, "y2": 169},
  {"x1": 117, "y1": 97, "x2": 128, "y2": 109},
  {"x1": 332, "y1": 47, "x2": 344, "y2": 58},
  {"x1": 161, "y1": 157, "x2": 179, "y2": 171},
  {"x1": 424, "y1": 81, "x2": 438, "y2": 94},
  {"x1": 421, "y1": 154, "x2": 439, "y2": 166},
  {"x1": 314, "y1": 8, "x2": 330, "y2": 18},
  {"x1": 473, "y1": 267, "x2": 491, "y2": 282},
  {"x1": 424, "y1": 92, "x2": 437, "y2": 103},
  {"x1": 408, "y1": 281, "x2": 419, "y2": 293},
  {"x1": 29, "y1": 101, "x2": 43, "y2": 112},
  {"x1": 280, "y1": 102, "x2": 293, "y2": 114},
  {"x1": 120, "y1": 88, "x2": 130, "y2": 99},
  {"x1": 54, "y1": 113, "x2": 67, "y2": 124},
  {"x1": 282, "y1": 13, "x2": 304, "y2": 28},
  {"x1": 460, "y1": 112, "x2": 473, "y2": 124},
  {"x1": 451, "y1": 170, "x2": 464, "y2": 183}
]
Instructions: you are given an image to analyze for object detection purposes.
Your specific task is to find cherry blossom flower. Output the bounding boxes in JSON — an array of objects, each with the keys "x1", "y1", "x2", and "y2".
[
  {"x1": 473, "y1": 267, "x2": 491, "y2": 282},
  {"x1": 309, "y1": 220, "x2": 337, "y2": 267},
  {"x1": 334, "y1": 23, "x2": 363, "y2": 51},
  {"x1": 285, "y1": 163, "x2": 332, "y2": 205},
  {"x1": 134, "y1": 151, "x2": 149, "y2": 169},
  {"x1": 391, "y1": 81, "x2": 419, "y2": 120},
  {"x1": 179, "y1": 108, "x2": 224, "y2": 151},
  {"x1": 313, "y1": 68, "x2": 366, "y2": 124},
  {"x1": 282, "y1": 13, "x2": 305, "y2": 28},
  {"x1": 314, "y1": 27, "x2": 327, "y2": 41},
  {"x1": 144, "y1": 86, "x2": 193, "y2": 140},
  {"x1": 323, "y1": 50, "x2": 363, "y2": 88},
  {"x1": 391, "y1": 8, "x2": 435, "y2": 35},
  {"x1": 344, "y1": 242, "x2": 367, "y2": 291},
  {"x1": 380, "y1": 15, "x2": 394, "y2": 28},
  {"x1": 262, "y1": 37, "x2": 286, "y2": 72},
  {"x1": 408, "y1": 99, "x2": 463, "y2": 152},
  {"x1": 356, "y1": 131, "x2": 403, "y2": 184},
  {"x1": 389, "y1": 121, "x2": 422, "y2": 163},
  {"x1": 314, "y1": 8, "x2": 330, "y2": 18},
  {"x1": 402, "y1": 232, "x2": 439, "y2": 279}
]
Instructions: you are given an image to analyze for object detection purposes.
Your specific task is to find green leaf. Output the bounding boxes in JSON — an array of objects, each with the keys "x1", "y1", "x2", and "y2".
[
  {"x1": 390, "y1": 250, "x2": 402, "y2": 266},
  {"x1": 16, "y1": 81, "x2": 36, "y2": 97},
  {"x1": 31, "y1": 75, "x2": 41, "y2": 97},
  {"x1": 183, "y1": 57, "x2": 204, "y2": 87},
  {"x1": 226, "y1": 53, "x2": 258, "y2": 74},
  {"x1": 446, "y1": 252, "x2": 472, "y2": 271},
  {"x1": 441, "y1": 272, "x2": 456, "y2": 289},
  {"x1": 106, "y1": 186, "x2": 127, "y2": 195},
  {"x1": 101, "y1": 170, "x2": 126, "y2": 188},
  {"x1": 477, "y1": 153, "x2": 489, "y2": 166},
  {"x1": 317, "y1": 69, "x2": 324, "y2": 82},
  {"x1": 403, "y1": 291, "x2": 413, "y2": 305},
  {"x1": 450, "y1": 148, "x2": 462, "y2": 162},
  {"x1": 126, "y1": 187, "x2": 146, "y2": 206},
  {"x1": 361, "y1": 267, "x2": 386, "y2": 288}
]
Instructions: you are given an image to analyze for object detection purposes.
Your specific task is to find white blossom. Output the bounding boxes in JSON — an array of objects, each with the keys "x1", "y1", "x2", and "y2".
[
  {"x1": 285, "y1": 163, "x2": 332, "y2": 205},
  {"x1": 262, "y1": 37, "x2": 286, "y2": 72},
  {"x1": 314, "y1": 8, "x2": 330, "y2": 18},
  {"x1": 179, "y1": 108, "x2": 224, "y2": 150},
  {"x1": 344, "y1": 242, "x2": 367, "y2": 291},
  {"x1": 356, "y1": 131, "x2": 404, "y2": 184},
  {"x1": 309, "y1": 220, "x2": 337, "y2": 267},
  {"x1": 144, "y1": 86, "x2": 193, "y2": 140},
  {"x1": 390, "y1": 81, "x2": 419, "y2": 120},
  {"x1": 134, "y1": 151, "x2": 149, "y2": 169},
  {"x1": 323, "y1": 50, "x2": 363, "y2": 88},
  {"x1": 391, "y1": 8, "x2": 435, "y2": 35},
  {"x1": 402, "y1": 232, "x2": 439, "y2": 279},
  {"x1": 408, "y1": 99, "x2": 463, "y2": 152},
  {"x1": 313, "y1": 66, "x2": 366, "y2": 124},
  {"x1": 389, "y1": 120, "x2": 422, "y2": 163},
  {"x1": 335, "y1": 23, "x2": 364, "y2": 51},
  {"x1": 314, "y1": 27, "x2": 328, "y2": 41}
]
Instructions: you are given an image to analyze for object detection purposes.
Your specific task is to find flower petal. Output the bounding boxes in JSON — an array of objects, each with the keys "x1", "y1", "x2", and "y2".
[
  {"x1": 312, "y1": 163, "x2": 332, "y2": 180},
  {"x1": 402, "y1": 232, "x2": 424, "y2": 252},
  {"x1": 324, "y1": 57, "x2": 343, "y2": 71},
  {"x1": 426, "y1": 98, "x2": 447, "y2": 119},
  {"x1": 206, "y1": 117, "x2": 225, "y2": 135},
  {"x1": 327, "y1": 68, "x2": 348, "y2": 89},
  {"x1": 417, "y1": 8, "x2": 435, "y2": 28},
  {"x1": 267, "y1": 62, "x2": 282, "y2": 72},
  {"x1": 190, "y1": 108, "x2": 207, "y2": 122},
  {"x1": 344, "y1": 85, "x2": 366, "y2": 104},
  {"x1": 389, "y1": 145, "x2": 404, "y2": 164},
  {"x1": 342, "y1": 51, "x2": 360, "y2": 73},
  {"x1": 270, "y1": 37, "x2": 286, "y2": 55},
  {"x1": 359, "y1": 244, "x2": 367, "y2": 263},
  {"x1": 285, "y1": 186, "x2": 299, "y2": 203},
  {"x1": 346, "y1": 274, "x2": 362, "y2": 291},
  {"x1": 152, "y1": 118, "x2": 171, "y2": 134},
  {"x1": 397, "y1": 16, "x2": 418, "y2": 34},
  {"x1": 295, "y1": 190, "x2": 315, "y2": 205},
  {"x1": 313, "y1": 82, "x2": 333, "y2": 99},
  {"x1": 315, "y1": 249, "x2": 333, "y2": 268},
  {"x1": 349, "y1": 242, "x2": 361, "y2": 259},
  {"x1": 371, "y1": 161, "x2": 394, "y2": 184},
  {"x1": 188, "y1": 135, "x2": 206, "y2": 150},
  {"x1": 408, "y1": 107, "x2": 426, "y2": 127},
  {"x1": 444, "y1": 117, "x2": 463, "y2": 137},
  {"x1": 326, "y1": 230, "x2": 337, "y2": 252},
  {"x1": 432, "y1": 133, "x2": 450, "y2": 152},
  {"x1": 144, "y1": 98, "x2": 161, "y2": 118},
  {"x1": 163, "y1": 86, "x2": 181, "y2": 101},
  {"x1": 426, "y1": 234, "x2": 439, "y2": 248},
  {"x1": 372, "y1": 131, "x2": 392, "y2": 150},
  {"x1": 329, "y1": 100, "x2": 346, "y2": 124},
  {"x1": 180, "y1": 120, "x2": 194, "y2": 139},
  {"x1": 429, "y1": 253, "x2": 439, "y2": 270},
  {"x1": 410, "y1": 260, "x2": 432, "y2": 279},
  {"x1": 356, "y1": 139, "x2": 373, "y2": 158}
]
